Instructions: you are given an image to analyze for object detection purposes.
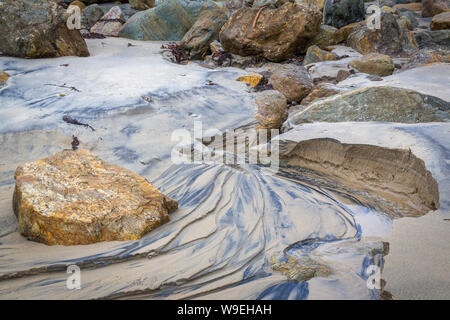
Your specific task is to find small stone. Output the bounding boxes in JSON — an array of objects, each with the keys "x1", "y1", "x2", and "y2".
[
  {"x1": 336, "y1": 69, "x2": 352, "y2": 82},
  {"x1": 269, "y1": 64, "x2": 313, "y2": 102},
  {"x1": 333, "y1": 21, "x2": 364, "y2": 44},
  {"x1": 69, "y1": 1, "x2": 86, "y2": 11},
  {"x1": 397, "y1": 16, "x2": 414, "y2": 32},
  {"x1": 129, "y1": 0, "x2": 155, "y2": 10},
  {"x1": 422, "y1": 0, "x2": 450, "y2": 18},
  {"x1": 301, "y1": 82, "x2": 343, "y2": 105},
  {"x1": 237, "y1": 74, "x2": 264, "y2": 87},
  {"x1": 13, "y1": 149, "x2": 178, "y2": 245},
  {"x1": 430, "y1": 12, "x2": 450, "y2": 30},
  {"x1": 367, "y1": 74, "x2": 384, "y2": 81},
  {"x1": 0, "y1": 71, "x2": 10, "y2": 88},
  {"x1": 303, "y1": 45, "x2": 339, "y2": 66},
  {"x1": 381, "y1": 5, "x2": 395, "y2": 13},
  {"x1": 254, "y1": 90, "x2": 288, "y2": 130},
  {"x1": 393, "y1": 2, "x2": 422, "y2": 11},
  {"x1": 307, "y1": 25, "x2": 338, "y2": 49},
  {"x1": 349, "y1": 53, "x2": 395, "y2": 76},
  {"x1": 210, "y1": 40, "x2": 224, "y2": 54}
]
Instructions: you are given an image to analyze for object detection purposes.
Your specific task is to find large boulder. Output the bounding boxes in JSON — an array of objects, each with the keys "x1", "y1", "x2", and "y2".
[
  {"x1": 269, "y1": 64, "x2": 314, "y2": 102},
  {"x1": 119, "y1": 0, "x2": 218, "y2": 41},
  {"x1": 219, "y1": 3, "x2": 322, "y2": 62},
  {"x1": 284, "y1": 86, "x2": 450, "y2": 128},
  {"x1": 422, "y1": 0, "x2": 450, "y2": 17},
  {"x1": 180, "y1": 7, "x2": 229, "y2": 59},
  {"x1": 430, "y1": 12, "x2": 450, "y2": 30},
  {"x1": 349, "y1": 53, "x2": 395, "y2": 76},
  {"x1": 323, "y1": 0, "x2": 365, "y2": 29},
  {"x1": 0, "y1": 0, "x2": 89, "y2": 58},
  {"x1": 347, "y1": 12, "x2": 404, "y2": 55},
  {"x1": 13, "y1": 149, "x2": 178, "y2": 246},
  {"x1": 254, "y1": 90, "x2": 288, "y2": 129}
]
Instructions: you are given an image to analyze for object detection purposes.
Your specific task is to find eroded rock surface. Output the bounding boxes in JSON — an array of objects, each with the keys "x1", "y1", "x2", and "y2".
[
  {"x1": 278, "y1": 138, "x2": 440, "y2": 216},
  {"x1": 13, "y1": 149, "x2": 178, "y2": 245},
  {"x1": 0, "y1": 71, "x2": 9, "y2": 88},
  {"x1": 129, "y1": 0, "x2": 156, "y2": 10},
  {"x1": 430, "y1": 12, "x2": 450, "y2": 30}
]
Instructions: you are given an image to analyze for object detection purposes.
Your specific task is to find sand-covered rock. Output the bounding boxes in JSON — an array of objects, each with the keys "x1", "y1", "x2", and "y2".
[
  {"x1": 269, "y1": 64, "x2": 313, "y2": 102},
  {"x1": 13, "y1": 149, "x2": 178, "y2": 246},
  {"x1": 219, "y1": 3, "x2": 322, "y2": 62},
  {"x1": 349, "y1": 53, "x2": 395, "y2": 76},
  {"x1": 393, "y1": 2, "x2": 422, "y2": 11},
  {"x1": 0, "y1": 0, "x2": 89, "y2": 58}
]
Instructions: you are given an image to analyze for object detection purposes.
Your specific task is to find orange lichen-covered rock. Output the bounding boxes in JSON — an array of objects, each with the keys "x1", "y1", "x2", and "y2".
[{"x1": 13, "y1": 149, "x2": 177, "y2": 246}]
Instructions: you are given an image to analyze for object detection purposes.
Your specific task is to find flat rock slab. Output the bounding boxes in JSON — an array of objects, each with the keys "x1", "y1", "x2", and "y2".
[
  {"x1": 13, "y1": 149, "x2": 177, "y2": 246},
  {"x1": 284, "y1": 86, "x2": 450, "y2": 129}
]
